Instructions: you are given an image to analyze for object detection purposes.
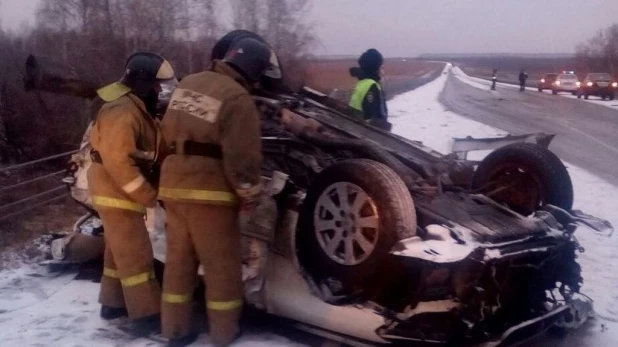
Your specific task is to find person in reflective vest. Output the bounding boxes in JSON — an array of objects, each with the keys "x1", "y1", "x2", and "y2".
[
  {"x1": 87, "y1": 52, "x2": 176, "y2": 332},
  {"x1": 348, "y1": 48, "x2": 389, "y2": 129},
  {"x1": 157, "y1": 37, "x2": 280, "y2": 347}
]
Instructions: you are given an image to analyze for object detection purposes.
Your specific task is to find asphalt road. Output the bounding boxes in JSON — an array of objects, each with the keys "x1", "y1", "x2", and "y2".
[{"x1": 440, "y1": 74, "x2": 618, "y2": 187}]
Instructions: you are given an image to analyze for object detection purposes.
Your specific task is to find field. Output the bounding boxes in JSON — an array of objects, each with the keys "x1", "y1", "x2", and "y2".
[{"x1": 304, "y1": 58, "x2": 444, "y2": 101}]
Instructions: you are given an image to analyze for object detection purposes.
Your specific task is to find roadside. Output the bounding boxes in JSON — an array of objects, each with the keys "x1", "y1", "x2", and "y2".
[
  {"x1": 442, "y1": 67, "x2": 618, "y2": 187},
  {"x1": 304, "y1": 59, "x2": 444, "y2": 102}
]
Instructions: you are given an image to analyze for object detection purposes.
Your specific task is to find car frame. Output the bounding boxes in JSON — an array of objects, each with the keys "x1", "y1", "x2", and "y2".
[
  {"x1": 26, "y1": 57, "x2": 613, "y2": 347},
  {"x1": 577, "y1": 72, "x2": 617, "y2": 100},
  {"x1": 537, "y1": 73, "x2": 558, "y2": 92},
  {"x1": 551, "y1": 73, "x2": 580, "y2": 95}
]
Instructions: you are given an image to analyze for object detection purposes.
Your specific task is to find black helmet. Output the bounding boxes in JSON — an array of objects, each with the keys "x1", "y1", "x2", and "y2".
[
  {"x1": 222, "y1": 38, "x2": 278, "y2": 83},
  {"x1": 211, "y1": 30, "x2": 265, "y2": 61},
  {"x1": 120, "y1": 52, "x2": 175, "y2": 97}
]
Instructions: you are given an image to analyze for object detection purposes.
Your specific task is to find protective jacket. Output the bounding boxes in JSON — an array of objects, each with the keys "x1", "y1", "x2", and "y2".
[
  {"x1": 89, "y1": 93, "x2": 164, "y2": 213},
  {"x1": 158, "y1": 61, "x2": 263, "y2": 205}
]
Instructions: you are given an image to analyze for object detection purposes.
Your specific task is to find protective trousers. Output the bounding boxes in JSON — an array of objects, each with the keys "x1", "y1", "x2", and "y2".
[
  {"x1": 161, "y1": 202, "x2": 243, "y2": 347},
  {"x1": 97, "y1": 208, "x2": 161, "y2": 319}
]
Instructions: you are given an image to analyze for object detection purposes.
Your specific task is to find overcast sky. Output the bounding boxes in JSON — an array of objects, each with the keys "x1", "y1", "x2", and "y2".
[{"x1": 1, "y1": 0, "x2": 617, "y2": 57}]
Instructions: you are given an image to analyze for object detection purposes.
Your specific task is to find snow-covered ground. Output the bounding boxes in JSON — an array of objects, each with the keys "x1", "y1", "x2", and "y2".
[
  {"x1": 0, "y1": 265, "x2": 303, "y2": 346},
  {"x1": 390, "y1": 65, "x2": 618, "y2": 323},
  {"x1": 1, "y1": 65, "x2": 617, "y2": 346}
]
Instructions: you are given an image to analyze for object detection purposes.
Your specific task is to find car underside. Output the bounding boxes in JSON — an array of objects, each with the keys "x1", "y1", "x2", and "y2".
[{"x1": 25, "y1": 56, "x2": 613, "y2": 346}]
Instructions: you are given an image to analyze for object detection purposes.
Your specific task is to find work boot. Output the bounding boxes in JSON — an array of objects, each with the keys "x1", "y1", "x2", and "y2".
[
  {"x1": 100, "y1": 305, "x2": 128, "y2": 320},
  {"x1": 167, "y1": 332, "x2": 199, "y2": 347},
  {"x1": 131, "y1": 314, "x2": 161, "y2": 336}
]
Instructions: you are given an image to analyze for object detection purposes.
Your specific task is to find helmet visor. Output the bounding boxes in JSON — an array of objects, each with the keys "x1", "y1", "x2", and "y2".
[
  {"x1": 157, "y1": 77, "x2": 179, "y2": 109},
  {"x1": 156, "y1": 60, "x2": 175, "y2": 80},
  {"x1": 264, "y1": 50, "x2": 282, "y2": 79}
]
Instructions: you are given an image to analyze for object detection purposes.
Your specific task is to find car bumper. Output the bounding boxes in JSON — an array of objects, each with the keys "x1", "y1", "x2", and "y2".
[
  {"x1": 554, "y1": 85, "x2": 579, "y2": 92},
  {"x1": 582, "y1": 87, "x2": 615, "y2": 95},
  {"x1": 477, "y1": 305, "x2": 570, "y2": 347}
]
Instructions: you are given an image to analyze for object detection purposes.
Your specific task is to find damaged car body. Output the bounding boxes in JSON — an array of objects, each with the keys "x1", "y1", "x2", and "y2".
[{"x1": 25, "y1": 55, "x2": 613, "y2": 346}]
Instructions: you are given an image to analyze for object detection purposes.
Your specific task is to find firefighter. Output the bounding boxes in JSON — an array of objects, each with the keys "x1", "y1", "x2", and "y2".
[
  {"x1": 519, "y1": 69, "x2": 528, "y2": 91},
  {"x1": 88, "y1": 52, "x2": 176, "y2": 332},
  {"x1": 158, "y1": 37, "x2": 279, "y2": 347},
  {"x1": 491, "y1": 69, "x2": 498, "y2": 91},
  {"x1": 348, "y1": 48, "x2": 390, "y2": 130}
]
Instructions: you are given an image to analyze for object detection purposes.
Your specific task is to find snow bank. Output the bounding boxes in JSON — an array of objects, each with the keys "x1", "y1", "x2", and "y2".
[{"x1": 389, "y1": 65, "x2": 618, "y2": 322}]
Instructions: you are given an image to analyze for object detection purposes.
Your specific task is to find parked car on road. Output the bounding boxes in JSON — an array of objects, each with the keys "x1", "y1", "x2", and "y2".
[
  {"x1": 552, "y1": 73, "x2": 580, "y2": 95},
  {"x1": 577, "y1": 73, "x2": 617, "y2": 100},
  {"x1": 537, "y1": 73, "x2": 558, "y2": 92}
]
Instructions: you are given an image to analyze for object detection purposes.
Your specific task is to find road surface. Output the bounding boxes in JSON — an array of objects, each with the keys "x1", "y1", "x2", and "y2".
[{"x1": 440, "y1": 74, "x2": 618, "y2": 186}]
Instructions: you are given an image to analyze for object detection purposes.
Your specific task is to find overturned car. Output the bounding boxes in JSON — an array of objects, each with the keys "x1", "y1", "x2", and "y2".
[{"x1": 27, "y1": 56, "x2": 612, "y2": 346}]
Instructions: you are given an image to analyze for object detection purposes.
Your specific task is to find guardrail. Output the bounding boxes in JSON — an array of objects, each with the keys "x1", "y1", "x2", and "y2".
[{"x1": 0, "y1": 150, "x2": 77, "y2": 222}]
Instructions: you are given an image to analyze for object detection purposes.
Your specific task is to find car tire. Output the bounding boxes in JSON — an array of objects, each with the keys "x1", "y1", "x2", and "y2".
[
  {"x1": 471, "y1": 143, "x2": 573, "y2": 216},
  {"x1": 297, "y1": 159, "x2": 416, "y2": 295},
  {"x1": 552, "y1": 90, "x2": 558, "y2": 95},
  {"x1": 584, "y1": 94, "x2": 589, "y2": 100},
  {"x1": 609, "y1": 94, "x2": 615, "y2": 101},
  {"x1": 538, "y1": 88, "x2": 543, "y2": 92},
  {"x1": 602, "y1": 95, "x2": 607, "y2": 100}
]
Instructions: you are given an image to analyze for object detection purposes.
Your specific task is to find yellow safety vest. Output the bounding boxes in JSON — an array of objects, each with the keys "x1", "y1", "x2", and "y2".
[{"x1": 349, "y1": 79, "x2": 380, "y2": 113}]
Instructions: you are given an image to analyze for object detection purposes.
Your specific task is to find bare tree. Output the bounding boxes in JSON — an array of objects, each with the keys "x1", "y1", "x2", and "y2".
[
  {"x1": 229, "y1": 0, "x2": 316, "y2": 88},
  {"x1": 577, "y1": 24, "x2": 618, "y2": 75},
  {"x1": 0, "y1": 0, "x2": 222, "y2": 161}
]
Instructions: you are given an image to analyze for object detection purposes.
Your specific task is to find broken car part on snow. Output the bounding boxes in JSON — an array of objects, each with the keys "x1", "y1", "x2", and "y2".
[{"x1": 24, "y1": 55, "x2": 613, "y2": 347}]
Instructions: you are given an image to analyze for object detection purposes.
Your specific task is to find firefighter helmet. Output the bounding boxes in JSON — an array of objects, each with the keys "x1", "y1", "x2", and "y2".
[{"x1": 222, "y1": 38, "x2": 279, "y2": 82}]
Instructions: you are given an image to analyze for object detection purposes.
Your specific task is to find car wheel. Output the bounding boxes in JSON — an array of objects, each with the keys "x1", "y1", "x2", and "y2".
[
  {"x1": 538, "y1": 88, "x2": 543, "y2": 92},
  {"x1": 297, "y1": 159, "x2": 416, "y2": 295},
  {"x1": 584, "y1": 94, "x2": 589, "y2": 100},
  {"x1": 602, "y1": 95, "x2": 607, "y2": 100},
  {"x1": 552, "y1": 90, "x2": 558, "y2": 95},
  {"x1": 471, "y1": 143, "x2": 573, "y2": 216},
  {"x1": 610, "y1": 94, "x2": 615, "y2": 101}
]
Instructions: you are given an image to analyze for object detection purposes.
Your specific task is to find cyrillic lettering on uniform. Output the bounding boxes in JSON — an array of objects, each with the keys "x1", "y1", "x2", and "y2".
[{"x1": 169, "y1": 88, "x2": 221, "y2": 123}]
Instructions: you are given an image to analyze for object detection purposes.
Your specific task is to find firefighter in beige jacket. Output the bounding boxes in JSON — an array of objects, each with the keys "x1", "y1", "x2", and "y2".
[
  {"x1": 158, "y1": 38, "x2": 280, "y2": 347},
  {"x1": 88, "y1": 52, "x2": 176, "y2": 329}
]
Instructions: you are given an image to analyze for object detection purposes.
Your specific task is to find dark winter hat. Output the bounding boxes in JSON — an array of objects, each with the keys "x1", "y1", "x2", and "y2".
[{"x1": 358, "y1": 48, "x2": 383, "y2": 74}]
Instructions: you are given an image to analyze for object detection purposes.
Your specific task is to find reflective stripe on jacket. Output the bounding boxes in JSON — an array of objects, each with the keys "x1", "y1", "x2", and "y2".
[
  {"x1": 88, "y1": 93, "x2": 163, "y2": 211},
  {"x1": 158, "y1": 61, "x2": 262, "y2": 205}
]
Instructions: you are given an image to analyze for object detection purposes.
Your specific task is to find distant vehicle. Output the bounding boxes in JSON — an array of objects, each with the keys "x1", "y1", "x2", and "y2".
[
  {"x1": 577, "y1": 73, "x2": 617, "y2": 100},
  {"x1": 537, "y1": 73, "x2": 558, "y2": 92},
  {"x1": 551, "y1": 73, "x2": 580, "y2": 95}
]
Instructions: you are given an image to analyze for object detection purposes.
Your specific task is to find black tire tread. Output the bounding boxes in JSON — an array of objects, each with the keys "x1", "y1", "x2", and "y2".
[{"x1": 472, "y1": 143, "x2": 574, "y2": 212}]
